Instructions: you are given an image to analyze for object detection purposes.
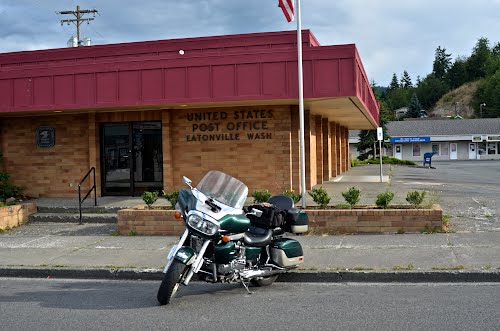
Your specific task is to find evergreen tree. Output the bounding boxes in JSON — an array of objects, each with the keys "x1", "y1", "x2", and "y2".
[
  {"x1": 416, "y1": 74, "x2": 450, "y2": 109},
  {"x1": 466, "y1": 37, "x2": 491, "y2": 80},
  {"x1": 406, "y1": 93, "x2": 423, "y2": 118},
  {"x1": 400, "y1": 70, "x2": 413, "y2": 88},
  {"x1": 492, "y1": 42, "x2": 500, "y2": 57},
  {"x1": 446, "y1": 57, "x2": 468, "y2": 89},
  {"x1": 388, "y1": 73, "x2": 399, "y2": 91},
  {"x1": 474, "y1": 69, "x2": 500, "y2": 118},
  {"x1": 432, "y1": 46, "x2": 452, "y2": 80},
  {"x1": 357, "y1": 99, "x2": 391, "y2": 159}
]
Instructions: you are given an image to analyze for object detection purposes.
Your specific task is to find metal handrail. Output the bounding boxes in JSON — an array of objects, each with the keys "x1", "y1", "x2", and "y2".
[{"x1": 78, "y1": 167, "x2": 97, "y2": 224}]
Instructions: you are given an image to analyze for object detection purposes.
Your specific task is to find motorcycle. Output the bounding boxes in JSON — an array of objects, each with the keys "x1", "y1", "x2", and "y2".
[{"x1": 157, "y1": 170, "x2": 309, "y2": 305}]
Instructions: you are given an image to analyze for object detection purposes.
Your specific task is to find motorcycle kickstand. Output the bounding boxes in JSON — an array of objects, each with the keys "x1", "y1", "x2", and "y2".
[{"x1": 241, "y1": 279, "x2": 253, "y2": 295}]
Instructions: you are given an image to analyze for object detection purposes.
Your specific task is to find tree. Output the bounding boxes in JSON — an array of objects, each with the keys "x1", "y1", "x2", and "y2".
[
  {"x1": 357, "y1": 100, "x2": 391, "y2": 159},
  {"x1": 400, "y1": 70, "x2": 413, "y2": 88},
  {"x1": 388, "y1": 73, "x2": 400, "y2": 91},
  {"x1": 466, "y1": 37, "x2": 491, "y2": 81},
  {"x1": 446, "y1": 57, "x2": 468, "y2": 89},
  {"x1": 474, "y1": 68, "x2": 500, "y2": 118},
  {"x1": 432, "y1": 46, "x2": 452, "y2": 80},
  {"x1": 492, "y1": 42, "x2": 500, "y2": 57},
  {"x1": 416, "y1": 74, "x2": 449, "y2": 110},
  {"x1": 405, "y1": 93, "x2": 423, "y2": 118}
]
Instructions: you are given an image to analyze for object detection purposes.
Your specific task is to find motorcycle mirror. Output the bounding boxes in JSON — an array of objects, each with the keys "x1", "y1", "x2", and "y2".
[{"x1": 182, "y1": 176, "x2": 193, "y2": 188}]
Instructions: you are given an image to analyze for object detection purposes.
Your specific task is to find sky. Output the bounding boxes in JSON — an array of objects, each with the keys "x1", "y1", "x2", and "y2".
[{"x1": 1, "y1": 0, "x2": 500, "y2": 87}]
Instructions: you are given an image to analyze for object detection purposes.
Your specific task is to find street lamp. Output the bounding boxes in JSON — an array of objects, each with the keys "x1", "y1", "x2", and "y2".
[{"x1": 480, "y1": 103, "x2": 486, "y2": 118}]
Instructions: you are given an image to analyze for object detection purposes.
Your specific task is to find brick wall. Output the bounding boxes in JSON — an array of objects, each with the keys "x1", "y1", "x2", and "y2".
[
  {"x1": 170, "y1": 105, "x2": 292, "y2": 194},
  {"x1": 0, "y1": 106, "x2": 349, "y2": 197},
  {"x1": 117, "y1": 204, "x2": 444, "y2": 235},
  {"x1": 1, "y1": 114, "x2": 90, "y2": 197},
  {"x1": 0, "y1": 203, "x2": 37, "y2": 230}
]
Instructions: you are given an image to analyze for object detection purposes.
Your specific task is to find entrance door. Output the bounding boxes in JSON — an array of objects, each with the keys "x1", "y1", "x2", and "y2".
[
  {"x1": 102, "y1": 122, "x2": 162, "y2": 196},
  {"x1": 469, "y1": 143, "x2": 477, "y2": 159},
  {"x1": 394, "y1": 144, "x2": 403, "y2": 160},
  {"x1": 450, "y1": 143, "x2": 458, "y2": 160}
]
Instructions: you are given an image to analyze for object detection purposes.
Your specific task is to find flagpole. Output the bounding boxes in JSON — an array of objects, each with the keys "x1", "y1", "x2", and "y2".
[{"x1": 296, "y1": 0, "x2": 307, "y2": 208}]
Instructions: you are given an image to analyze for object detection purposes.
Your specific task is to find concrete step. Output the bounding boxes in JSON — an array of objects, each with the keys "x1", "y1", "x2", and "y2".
[
  {"x1": 28, "y1": 213, "x2": 117, "y2": 224},
  {"x1": 36, "y1": 206, "x2": 122, "y2": 214}
]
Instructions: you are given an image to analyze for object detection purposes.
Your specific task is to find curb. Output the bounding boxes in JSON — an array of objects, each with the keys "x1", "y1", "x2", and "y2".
[{"x1": 1, "y1": 267, "x2": 499, "y2": 283}]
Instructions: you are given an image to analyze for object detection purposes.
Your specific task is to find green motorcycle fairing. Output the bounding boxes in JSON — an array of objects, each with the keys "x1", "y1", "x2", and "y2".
[
  {"x1": 218, "y1": 214, "x2": 250, "y2": 234},
  {"x1": 174, "y1": 246, "x2": 196, "y2": 264}
]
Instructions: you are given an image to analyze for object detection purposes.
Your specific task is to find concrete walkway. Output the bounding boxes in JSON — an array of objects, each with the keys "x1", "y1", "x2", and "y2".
[
  {"x1": 1, "y1": 224, "x2": 499, "y2": 282},
  {"x1": 1, "y1": 162, "x2": 499, "y2": 282}
]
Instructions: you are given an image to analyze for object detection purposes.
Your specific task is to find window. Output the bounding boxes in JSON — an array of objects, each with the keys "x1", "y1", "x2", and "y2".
[
  {"x1": 432, "y1": 144, "x2": 440, "y2": 155},
  {"x1": 487, "y1": 143, "x2": 497, "y2": 155},
  {"x1": 441, "y1": 143, "x2": 449, "y2": 156},
  {"x1": 412, "y1": 143, "x2": 421, "y2": 157},
  {"x1": 478, "y1": 142, "x2": 487, "y2": 155}
]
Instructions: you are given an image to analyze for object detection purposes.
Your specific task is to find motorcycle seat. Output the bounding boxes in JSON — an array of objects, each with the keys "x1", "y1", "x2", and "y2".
[{"x1": 243, "y1": 226, "x2": 273, "y2": 247}]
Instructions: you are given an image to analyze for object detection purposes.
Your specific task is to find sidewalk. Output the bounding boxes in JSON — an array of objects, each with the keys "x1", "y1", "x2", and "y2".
[
  {"x1": 1, "y1": 224, "x2": 499, "y2": 282},
  {"x1": 1, "y1": 163, "x2": 499, "y2": 282}
]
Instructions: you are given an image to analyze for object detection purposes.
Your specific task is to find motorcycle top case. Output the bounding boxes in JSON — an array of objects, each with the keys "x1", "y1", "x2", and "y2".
[
  {"x1": 270, "y1": 238, "x2": 304, "y2": 268},
  {"x1": 285, "y1": 208, "x2": 309, "y2": 234}
]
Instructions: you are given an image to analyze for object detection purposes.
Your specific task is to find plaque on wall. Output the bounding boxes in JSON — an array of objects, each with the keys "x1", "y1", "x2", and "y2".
[{"x1": 36, "y1": 127, "x2": 55, "y2": 148}]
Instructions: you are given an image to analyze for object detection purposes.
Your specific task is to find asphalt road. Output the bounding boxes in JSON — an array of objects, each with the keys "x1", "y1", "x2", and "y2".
[
  {"x1": 392, "y1": 160, "x2": 500, "y2": 232},
  {"x1": 1, "y1": 278, "x2": 499, "y2": 330}
]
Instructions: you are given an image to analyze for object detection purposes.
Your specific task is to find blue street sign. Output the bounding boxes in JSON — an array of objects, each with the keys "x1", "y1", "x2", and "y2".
[{"x1": 390, "y1": 137, "x2": 430, "y2": 143}]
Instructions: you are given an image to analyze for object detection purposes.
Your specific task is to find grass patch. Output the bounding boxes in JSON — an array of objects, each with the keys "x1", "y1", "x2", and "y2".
[
  {"x1": 111, "y1": 231, "x2": 121, "y2": 236},
  {"x1": 431, "y1": 265, "x2": 466, "y2": 271},
  {"x1": 392, "y1": 263, "x2": 415, "y2": 271},
  {"x1": 128, "y1": 230, "x2": 138, "y2": 236},
  {"x1": 352, "y1": 157, "x2": 416, "y2": 167}
]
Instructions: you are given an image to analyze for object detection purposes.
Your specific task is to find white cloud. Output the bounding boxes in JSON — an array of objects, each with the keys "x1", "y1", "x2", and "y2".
[{"x1": 1, "y1": 0, "x2": 500, "y2": 86}]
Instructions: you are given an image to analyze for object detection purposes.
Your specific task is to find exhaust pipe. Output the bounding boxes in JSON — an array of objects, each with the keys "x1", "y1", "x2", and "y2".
[{"x1": 239, "y1": 268, "x2": 285, "y2": 279}]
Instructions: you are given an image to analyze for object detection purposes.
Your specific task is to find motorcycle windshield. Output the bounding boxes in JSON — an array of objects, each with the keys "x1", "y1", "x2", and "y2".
[{"x1": 196, "y1": 171, "x2": 248, "y2": 210}]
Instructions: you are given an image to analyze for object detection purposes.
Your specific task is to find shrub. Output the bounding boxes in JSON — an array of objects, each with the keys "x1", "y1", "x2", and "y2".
[
  {"x1": 406, "y1": 191, "x2": 426, "y2": 208},
  {"x1": 163, "y1": 190, "x2": 179, "y2": 207},
  {"x1": 252, "y1": 189, "x2": 272, "y2": 203},
  {"x1": 376, "y1": 191, "x2": 394, "y2": 209},
  {"x1": 0, "y1": 172, "x2": 23, "y2": 202},
  {"x1": 342, "y1": 187, "x2": 360, "y2": 208},
  {"x1": 142, "y1": 191, "x2": 159, "y2": 209},
  {"x1": 308, "y1": 186, "x2": 330, "y2": 209},
  {"x1": 281, "y1": 189, "x2": 301, "y2": 204}
]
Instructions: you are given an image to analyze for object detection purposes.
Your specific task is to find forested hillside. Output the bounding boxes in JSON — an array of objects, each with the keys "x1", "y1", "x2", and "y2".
[{"x1": 377, "y1": 38, "x2": 500, "y2": 119}]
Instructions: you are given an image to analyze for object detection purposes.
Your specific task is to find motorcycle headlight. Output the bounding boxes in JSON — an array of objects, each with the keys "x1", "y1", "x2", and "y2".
[{"x1": 187, "y1": 212, "x2": 219, "y2": 236}]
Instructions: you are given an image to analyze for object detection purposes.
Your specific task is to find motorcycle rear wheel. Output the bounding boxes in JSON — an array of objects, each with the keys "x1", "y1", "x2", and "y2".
[
  {"x1": 250, "y1": 275, "x2": 278, "y2": 287},
  {"x1": 157, "y1": 259, "x2": 188, "y2": 305}
]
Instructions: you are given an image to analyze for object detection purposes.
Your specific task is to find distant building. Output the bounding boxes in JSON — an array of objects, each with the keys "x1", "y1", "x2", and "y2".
[
  {"x1": 394, "y1": 107, "x2": 428, "y2": 119},
  {"x1": 350, "y1": 118, "x2": 500, "y2": 161}
]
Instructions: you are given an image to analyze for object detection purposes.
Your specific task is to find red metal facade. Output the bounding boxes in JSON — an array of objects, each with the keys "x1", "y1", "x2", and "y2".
[{"x1": 0, "y1": 30, "x2": 378, "y2": 124}]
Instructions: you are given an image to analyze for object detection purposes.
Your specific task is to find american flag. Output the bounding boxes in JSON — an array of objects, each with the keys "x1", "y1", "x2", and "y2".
[{"x1": 278, "y1": 0, "x2": 294, "y2": 22}]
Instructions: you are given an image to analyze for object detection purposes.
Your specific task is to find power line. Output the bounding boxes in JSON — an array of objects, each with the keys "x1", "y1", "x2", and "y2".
[{"x1": 57, "y1": 5, "x2": 98, "y2": 46}]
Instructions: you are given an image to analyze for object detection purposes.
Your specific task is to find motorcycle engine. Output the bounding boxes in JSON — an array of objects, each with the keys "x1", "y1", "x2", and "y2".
[{"x1": 217, "y1": 258, "x2": 246, "y2": 275}]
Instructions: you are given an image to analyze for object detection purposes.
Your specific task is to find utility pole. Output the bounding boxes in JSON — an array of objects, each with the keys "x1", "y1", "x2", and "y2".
[{"x1": 57, "y1": 5, "x2": 98, "y2": 46}]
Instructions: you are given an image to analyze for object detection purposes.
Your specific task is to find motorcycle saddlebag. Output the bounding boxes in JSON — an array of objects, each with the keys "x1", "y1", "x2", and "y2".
[
  {"x1": 247, "y1": 202, "x2": 286, "y2": 229},
  {"x1": 270, "y1": 238, "x2": 304, "y2": 267},
  {"x1": 285, "y1": 208, "x2": 309, "y2": 234}
]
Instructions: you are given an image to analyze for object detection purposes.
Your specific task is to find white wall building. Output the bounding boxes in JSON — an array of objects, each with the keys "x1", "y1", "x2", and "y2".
[{"x1": 350, "y1": 118, "x2": 500, "y2": 162}]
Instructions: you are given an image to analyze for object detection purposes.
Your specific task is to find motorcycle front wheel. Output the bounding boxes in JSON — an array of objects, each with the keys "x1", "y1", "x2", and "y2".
[{"x1": 157, "y1": 259, "x2": 188, "y2": 305}]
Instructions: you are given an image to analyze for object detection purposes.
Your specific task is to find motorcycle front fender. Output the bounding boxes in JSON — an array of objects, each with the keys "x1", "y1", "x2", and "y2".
[{"x1": 174, "y1": 246, "x2": 196, "y2": 265}]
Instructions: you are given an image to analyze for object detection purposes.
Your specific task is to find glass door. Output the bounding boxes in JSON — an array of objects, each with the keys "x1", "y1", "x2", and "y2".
[
  {"x1": 102, "y1": 124, "x2": 132, "y2": 195},
  {"x1": 132, "y1": 122, "x2": 163, "y2": 195},
  {"x1": 102, "y1": 122, "x2": 163, "y2": 196}
]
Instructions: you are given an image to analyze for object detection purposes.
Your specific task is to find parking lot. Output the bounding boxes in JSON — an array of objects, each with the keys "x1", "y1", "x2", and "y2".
[{"x1": 318, "y1": 160, "x2": 500, "y2": 233}]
